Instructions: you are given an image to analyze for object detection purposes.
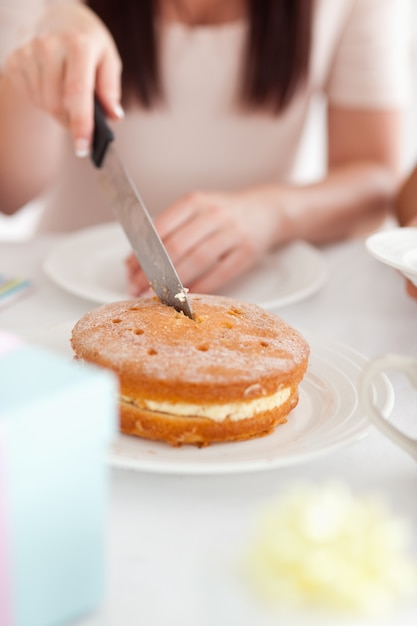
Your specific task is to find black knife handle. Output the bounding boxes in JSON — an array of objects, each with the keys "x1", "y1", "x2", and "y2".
[{"x1": 91, "y1": 97, "x2": 114, "y2": 168}]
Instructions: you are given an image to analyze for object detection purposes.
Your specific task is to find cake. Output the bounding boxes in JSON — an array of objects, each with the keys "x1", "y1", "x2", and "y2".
[{"x1": 70, "y1": 294, "x2": 309, "y2": 446}]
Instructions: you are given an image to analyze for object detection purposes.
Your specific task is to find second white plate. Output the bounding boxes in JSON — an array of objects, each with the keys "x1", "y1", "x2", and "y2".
[
  {"x1": 43, "y1": 222, "x2": 328, "y2": 310},
  {"x1": 28, "y1": 323, "x2": 393, "y2": 475},
  {"x1": 366, "y1": 227, "x2": 417, "y2": 286}
]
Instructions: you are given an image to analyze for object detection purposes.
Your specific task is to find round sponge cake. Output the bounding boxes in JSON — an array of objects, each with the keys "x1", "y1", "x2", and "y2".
[{"x1": 70, "y1": 294, "x2": 309, "y2": 446}]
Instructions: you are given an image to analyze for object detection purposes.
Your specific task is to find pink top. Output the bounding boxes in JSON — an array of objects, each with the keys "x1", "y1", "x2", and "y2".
[{"x1": 0, "y1": 0, "x2": 410, "y2": 233}]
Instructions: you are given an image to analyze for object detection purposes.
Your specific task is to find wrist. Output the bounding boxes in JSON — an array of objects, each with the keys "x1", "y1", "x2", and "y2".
[{"x1": 239, "y1": 183, "x2": 300, "y2": 248}]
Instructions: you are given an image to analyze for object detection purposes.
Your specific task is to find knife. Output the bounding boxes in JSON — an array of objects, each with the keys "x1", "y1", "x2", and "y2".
[{"x1": 91, "y1": 98, "x2": 193, "y2": 319}]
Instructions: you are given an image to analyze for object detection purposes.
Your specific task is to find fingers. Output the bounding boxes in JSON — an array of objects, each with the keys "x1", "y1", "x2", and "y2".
[
  {"x1": 5, "y1": 43, "x2": 42, "y2": 106},
  {"x1": 406, "y1": 279, "x2": 417, "y2": 300},
  {"x1": 36, "y1": 38, "x2": 66, "y2": 122},
  {"x1": 63, "y1": 33, "x2": 98, "y2": 156},
  {"x1": 159, "y1": 204, "x2": 224, "y2": 260},
  {"x1": 6, "y1": 37, "x2": 65, "y2": 120},
  {"x1": 63, "y1": 33, "x2": 124, "y2": 155},
  {"x1": 126, "y1": 191, "x2": 265, "y2": 297},
  {"x1": 126, "y1": 240, "x2": 253, "y2": 298},
  {"x1": 189, "y1": 248, "x2": 252, "y2": 294},
  {"x1": 125, "y1": 253, "x2": 150, "y2": 296},
  {"x1": 4, "y1": 6, "x2": 124, "y2": 157},
  {"x1": 155, "y1": 197, "x2": 198, "y2": 238},
  {"x1": 126, "y1": 224, "x2": 254, "y2": 297},
  {"x1": 95, "y1": 44, "x2": 124, "y2": 119},
  {"x1": 170, "y1": 225, "x2": 237, "y2": 286},
  {"x1": 126, "y1": 209, "x2": 232, "y2": 296}
]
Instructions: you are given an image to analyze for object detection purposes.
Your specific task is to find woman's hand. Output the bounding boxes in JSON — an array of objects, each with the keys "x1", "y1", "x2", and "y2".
[
  {"x1": 403, "y1": 216, "x2": 417, "y2": 301},
  {"x1": 405, "y1": 281, "x2": 417, "y2": 300},
  {"x1": 396, "y1": 170, "x2": 417, "y2": 301},
  {"x1": 125, "y1": 188, "x2": 287, "y2": 295},
  {"x1": 4, "y1": 3, "x2": 123, "y2": 156}
]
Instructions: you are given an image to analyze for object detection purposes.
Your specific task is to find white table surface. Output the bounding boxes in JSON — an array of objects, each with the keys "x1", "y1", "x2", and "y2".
[{"x1": 1, "y1": 234, "x2": 416, "y2": 626}]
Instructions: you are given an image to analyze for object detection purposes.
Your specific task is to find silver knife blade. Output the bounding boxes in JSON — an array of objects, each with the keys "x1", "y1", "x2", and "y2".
[
  {"x1": 91, "y1": 98, "x2": 193, "y2": 318},
  {"x1": 97, "y1": 144, "x2": 193, "y2": 319}
]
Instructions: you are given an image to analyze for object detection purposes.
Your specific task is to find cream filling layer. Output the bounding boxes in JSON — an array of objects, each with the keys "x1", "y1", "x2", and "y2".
[{"x1": 121, "y1": 386, "x2": 291, "y2": 422}]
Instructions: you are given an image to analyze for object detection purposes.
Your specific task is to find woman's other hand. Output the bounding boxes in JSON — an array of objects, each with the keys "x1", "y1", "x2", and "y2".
[
  {"x1": 125, "y1": 187, "x2": 290, "y2": 295},
  {"x1": 4, "y1": 2, "x2": 123, "y2": 157},
  {"x1": 403, "y1": 216, "x2": 417, "y2": 300},
  {"x1": 396, "y1": 169, "x2": 417, "y2": 301}
]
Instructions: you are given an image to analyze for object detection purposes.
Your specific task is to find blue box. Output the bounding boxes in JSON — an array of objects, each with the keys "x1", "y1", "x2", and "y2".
[{"x1": 0, "y1": 333, "x2": 118, "y2": 626}]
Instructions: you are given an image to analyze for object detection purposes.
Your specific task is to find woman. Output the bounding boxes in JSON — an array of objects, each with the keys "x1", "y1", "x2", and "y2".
[
  {"x1": 0, "y1": 0, "x2": 409, "y2": 295},
  {"x1": 395, "y1": 165, "x2": 417, "y2": 300}
]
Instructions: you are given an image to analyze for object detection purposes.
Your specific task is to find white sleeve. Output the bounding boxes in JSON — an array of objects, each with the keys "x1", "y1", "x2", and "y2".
[{"x1": 326, "y1": 0, "x2": 411, "y2": 109}]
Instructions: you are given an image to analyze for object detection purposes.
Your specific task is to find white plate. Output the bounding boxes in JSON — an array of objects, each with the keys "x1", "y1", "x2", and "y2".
[
  {"x1": 43, "y1": 222, "x2": 328, "y2": 309},
  {"x1": 28, "y1": 323, "x2": 393, "y2": 475},
  {"x1": 366, "y1": 227, "x2": 417, "y2": 286}
]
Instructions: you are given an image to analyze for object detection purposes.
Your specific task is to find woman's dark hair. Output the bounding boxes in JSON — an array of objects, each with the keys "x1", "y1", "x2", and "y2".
[{"x1": 87, "y1": 0, "x2": 313, "y2": 113}]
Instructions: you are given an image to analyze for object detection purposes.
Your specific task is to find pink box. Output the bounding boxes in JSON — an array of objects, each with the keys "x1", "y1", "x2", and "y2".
[{"x1": 0, "y1": 434, "x2": 12, "y2": 626}]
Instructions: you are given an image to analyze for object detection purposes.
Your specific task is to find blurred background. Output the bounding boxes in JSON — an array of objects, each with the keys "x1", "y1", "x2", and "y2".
[{"x1": 1, "y1": 0, "x2": 417, "y2": 241}]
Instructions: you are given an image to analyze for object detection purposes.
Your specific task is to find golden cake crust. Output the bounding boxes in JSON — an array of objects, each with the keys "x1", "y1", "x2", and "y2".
[{"x1": 70, "y1": 294, "x2": 309, "y2": 446}]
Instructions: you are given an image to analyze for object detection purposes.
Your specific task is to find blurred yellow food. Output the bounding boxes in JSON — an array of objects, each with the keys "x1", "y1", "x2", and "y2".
[{"x1": 245, "y1": 482, "x2": 417, "y2": 615}]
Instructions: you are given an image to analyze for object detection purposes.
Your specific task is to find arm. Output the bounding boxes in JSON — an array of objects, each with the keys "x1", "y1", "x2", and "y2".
[
  {"x1": 0, "y1": 74, "x2": 64, "y2": 215},
  {"x1": 394, "y1": 164, "x2": 417, "y2": 300},
  {"x1": 126, "y1": 106, "x2": 404, "y2": 295},
  {"x1": 0, "y1": 2, "x2": 122, "y2": 215},
  {"x1": 395, "y1": 165, "x2": 417, "y2": 228},
  {"x1": 279, "y1": 106, "x2": 403, "y2": 243}
]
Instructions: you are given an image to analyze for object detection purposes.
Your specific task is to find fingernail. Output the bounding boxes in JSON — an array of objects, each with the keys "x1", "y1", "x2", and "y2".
[
  {"x1": 113, "y1": 103, "x2": 125, "y2": 119},
  {"x1": 74, "y1": 138, "x2": 90, "y2": 158}
]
